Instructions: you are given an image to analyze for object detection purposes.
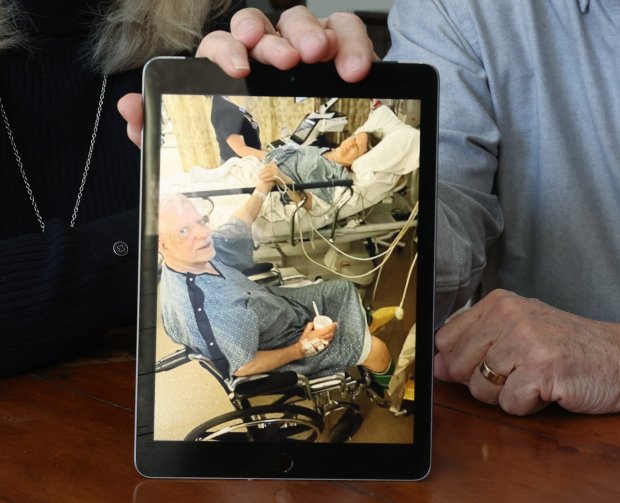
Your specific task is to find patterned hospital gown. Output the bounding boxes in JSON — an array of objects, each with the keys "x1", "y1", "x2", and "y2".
[
  {"x1": 160, "y1": 218, "x2": 367, "y2": 379},
  {"x1": 264, "y1": 145, "x2": 351, "y2": 204}
]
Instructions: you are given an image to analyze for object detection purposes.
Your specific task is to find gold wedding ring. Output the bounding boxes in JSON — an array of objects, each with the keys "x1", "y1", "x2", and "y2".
[{"x1": 479, "y1": 359, "x2": 508, "y2": 386}]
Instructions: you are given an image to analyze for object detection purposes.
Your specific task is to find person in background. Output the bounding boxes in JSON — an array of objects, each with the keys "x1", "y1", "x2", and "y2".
[
  {"x1": 211, "y1": 95, "x2": 263, "y2": 162},
  {"x1": 258, "y1": 131, "x2": 382, "y2": 208},
  {"x1": 0, "y1": 1, "x2": 374, "y2": 377},
  {"x1": 385, "y1": 0, "x2": 620, "y2": 415}
]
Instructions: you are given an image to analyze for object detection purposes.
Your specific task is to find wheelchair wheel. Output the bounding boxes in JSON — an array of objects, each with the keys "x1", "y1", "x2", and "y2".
[
  {"x1": 185, "y1": 404, "x2": 324, "y2": 442},
  {"x1": 328, "y1": 407, "x2": 363, "y2": 443}
]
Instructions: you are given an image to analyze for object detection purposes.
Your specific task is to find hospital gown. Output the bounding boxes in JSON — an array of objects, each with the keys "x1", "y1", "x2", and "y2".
[
  {"x1": 265, "y1": 145, "x2": 351, "y2": 204},
  {"x1": 160, "y1": 218, "x2": 366, "y2": 379}
]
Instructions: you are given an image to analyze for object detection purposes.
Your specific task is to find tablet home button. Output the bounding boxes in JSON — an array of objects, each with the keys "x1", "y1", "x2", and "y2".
[{"x1": 274, "y1": 452, "x2": 294, "y2": 474}]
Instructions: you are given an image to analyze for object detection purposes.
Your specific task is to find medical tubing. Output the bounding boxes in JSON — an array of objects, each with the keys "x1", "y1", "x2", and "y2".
[
  {"x1": 294, "y1": 205, "x2": 417, "y2": 280},
  {"x1": 271, "y1": 172, "x2": 382, "y2": 230},
  {"x1": 371, "y1": 259, "x2": 385, "y2": 303},
  {"x1": 398, "y1": 252, "x2": 418, "y2": 314},
  {"x1": 297, "y1": 224, "x2": 405, "y2": 279},
  {"x1": 370, "y1": 213, "x2": 418, "y2": 302},
  {"x1": 264, "y1": 168, "x2": 420, "y2": 310},
  {"x1": 303, "y1": 200, "x2": 419, "y2": 263}
]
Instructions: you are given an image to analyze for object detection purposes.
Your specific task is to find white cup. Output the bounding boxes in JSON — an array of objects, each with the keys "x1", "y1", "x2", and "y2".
[{"x1": 313, "y1": 315, "x2": 333, "y2": 330}]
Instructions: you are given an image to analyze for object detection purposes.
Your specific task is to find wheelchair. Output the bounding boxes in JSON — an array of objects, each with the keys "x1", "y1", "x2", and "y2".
[
  {"x1": 155, "y1": 344, "x2": 390, "y2": 443},
  {"x1": 155, "y1": 261, "x2": 401, "y2": 443}
]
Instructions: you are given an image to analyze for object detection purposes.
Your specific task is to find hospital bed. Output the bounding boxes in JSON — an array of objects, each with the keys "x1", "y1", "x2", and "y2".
[{"x1": 161, "y1": 105, "x2": 419, "y2": 242}]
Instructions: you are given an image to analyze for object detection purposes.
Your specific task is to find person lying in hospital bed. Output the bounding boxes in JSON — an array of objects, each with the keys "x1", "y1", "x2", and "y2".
[
  {"x1": 162, "y1": 105, "x2": 419, "y2": 235},
  {"x1": 158, "y1": 191, "x2": 393, "y2": 384},
  {"x1": 256, "y1": 131, "x2": 382, "y2": 209}
]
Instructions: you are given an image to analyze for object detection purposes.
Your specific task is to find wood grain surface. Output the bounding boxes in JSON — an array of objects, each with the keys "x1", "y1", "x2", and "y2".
[{"x1": 2, "y1": 354, "x2": 619, "y2": 503}]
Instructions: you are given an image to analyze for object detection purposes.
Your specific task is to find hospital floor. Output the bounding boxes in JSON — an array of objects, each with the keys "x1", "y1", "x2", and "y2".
[{"x1": 153, "y1": 234, "x2": 418, "y2": 443}]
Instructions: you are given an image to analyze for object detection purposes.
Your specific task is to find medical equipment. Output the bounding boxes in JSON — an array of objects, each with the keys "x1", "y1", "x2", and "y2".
[{"x1": 268, "y1": 97, "x2": 348, "y2": 149}]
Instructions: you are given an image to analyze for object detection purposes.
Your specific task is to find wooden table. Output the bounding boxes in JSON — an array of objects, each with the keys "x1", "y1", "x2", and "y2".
[{"x1": 2, "y1": 337, "x2": 620, "y2": 503}]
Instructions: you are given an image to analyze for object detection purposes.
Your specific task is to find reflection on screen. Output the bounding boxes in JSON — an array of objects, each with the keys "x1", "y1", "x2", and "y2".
[
  {"x1": 153, "y1": 95, "x2": 421, "y2": 444},
  {"x1": 290, "y1": 117, "x2": 315, "y2": 143}
]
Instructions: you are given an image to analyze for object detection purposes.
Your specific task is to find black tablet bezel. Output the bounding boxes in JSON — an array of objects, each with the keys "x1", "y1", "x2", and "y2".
[{"x1": 136, "y1": 57, "x2": 437, "y2": 480}]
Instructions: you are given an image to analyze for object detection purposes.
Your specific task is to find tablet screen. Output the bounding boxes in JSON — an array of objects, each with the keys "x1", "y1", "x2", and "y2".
[{"x1": 137, "y1": 59, "x2": 437, "y2": 480}]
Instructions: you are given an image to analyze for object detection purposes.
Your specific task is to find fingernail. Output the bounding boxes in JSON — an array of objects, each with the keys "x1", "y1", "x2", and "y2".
[
  {"x1": 276, "y1": 45, "x2": 299, "y2": 57},
  {"x1": 237, "y1": 19, "x2": 259, "y2": 37},
  {"x1": 342, "y1": 55, "x2": 363, "y2": 75},
  {"x1": 231, "y1": 55, "x2": 250, "y2": 71}
]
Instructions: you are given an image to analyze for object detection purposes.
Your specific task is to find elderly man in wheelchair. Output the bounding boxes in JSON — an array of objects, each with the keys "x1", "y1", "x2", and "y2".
[{"x1": 156, "y1": 180, "x2": 396, "y2": 442}]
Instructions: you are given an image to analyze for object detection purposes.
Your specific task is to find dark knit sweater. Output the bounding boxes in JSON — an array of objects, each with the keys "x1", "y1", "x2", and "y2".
[{"x1": 0, "y1": 0, "x2": 240, "y2": 376}]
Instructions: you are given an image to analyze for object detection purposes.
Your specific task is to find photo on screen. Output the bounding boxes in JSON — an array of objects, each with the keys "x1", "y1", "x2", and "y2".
[{"x1": 152, "y1": 94, "x2": 421, "y2": 444}]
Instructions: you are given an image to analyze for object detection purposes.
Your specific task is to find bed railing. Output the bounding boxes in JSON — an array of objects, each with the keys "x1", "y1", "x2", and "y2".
[{"x1": 182, "y1": 179, "x2": 355, "y2": 245}]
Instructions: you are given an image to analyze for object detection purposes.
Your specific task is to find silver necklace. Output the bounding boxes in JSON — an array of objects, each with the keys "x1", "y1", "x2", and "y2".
[{"x1": 0, "y1": 75, "x2": 108, "y2": 232}]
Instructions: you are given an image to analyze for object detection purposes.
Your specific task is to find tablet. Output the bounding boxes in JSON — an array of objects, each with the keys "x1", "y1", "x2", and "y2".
[{"x1": 136, "y1": 57, "x2": 437, "y2": 480}]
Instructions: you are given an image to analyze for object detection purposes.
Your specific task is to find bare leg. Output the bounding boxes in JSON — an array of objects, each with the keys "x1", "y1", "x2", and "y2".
[{"x1": 361, "y1": 335, "x2": 391, "y2": 372}]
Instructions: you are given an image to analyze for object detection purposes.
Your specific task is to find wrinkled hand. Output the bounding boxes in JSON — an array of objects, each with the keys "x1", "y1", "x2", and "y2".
[
  {"x1": 255, "y1": 175, "x2": 275, "y2": 195},
  {"x1": 298, "y1": 320, "x2": 337, "y2": 358},
  {"x1": 118, "y1": 6, "x2": 375, "y2": 147},
  {"x1": 435, "y1": 289, "x2": 620, "y2": 415},
  {"x1": 258, "y1": 162, "x2": 291, "y2": 186}
]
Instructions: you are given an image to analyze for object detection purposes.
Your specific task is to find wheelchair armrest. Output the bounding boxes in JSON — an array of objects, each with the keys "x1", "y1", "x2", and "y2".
[
  {"x1": 232, "y1": 371, "x2": 303, "y2": 400},
  {"x1": 242, "y1": 262, "x2": 281, "y2": 285},
  {"x1": 241, "y1": 262, "x2": 274, "y2": 276}
]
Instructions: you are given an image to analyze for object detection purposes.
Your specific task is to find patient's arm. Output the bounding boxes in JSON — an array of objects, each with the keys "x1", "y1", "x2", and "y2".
[
  {"x1": 259, "y1": 162, "x2": 292, "y2": 185},
  {"x1": 232, "y1": 178, "x2": 274, "y2": 227},
  {"x1": 258, "y1": 163, "x2": 314, "y2": 210},
  {"x1": 233, "y1": 321, "x2": 336, "y2": 377},
  {"x1": 233, "y1": 345, "x2": 303, "y2": 377},
  {"x1": 288, "y1": 190, "x2": 313, "y2": 210}
]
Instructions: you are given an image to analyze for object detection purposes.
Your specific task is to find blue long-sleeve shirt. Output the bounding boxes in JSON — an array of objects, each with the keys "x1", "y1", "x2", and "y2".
[{"x1": 387, "y1": 0, "x2": 620, "y2": 324}]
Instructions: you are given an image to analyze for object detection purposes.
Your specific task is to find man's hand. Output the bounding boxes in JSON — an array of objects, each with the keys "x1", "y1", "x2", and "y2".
[
  {"x1": 258, "y1": 162, "x2": 312, "y2": 209},
  {"x1": 435, "y1": 289, "x2": 620, "y2": 415},
  {"x1": 117, "y1": 6, "x2": 375, "y2": 148},
  {"x1": 258, "y1": 162, "x2": 292, "y2": 186},
  {"x1": 298, "y1": 321, "x2": 337, "y2": 358},
  {"x1": 234, "y1": 319, "x2": 337, "y2": 377}
]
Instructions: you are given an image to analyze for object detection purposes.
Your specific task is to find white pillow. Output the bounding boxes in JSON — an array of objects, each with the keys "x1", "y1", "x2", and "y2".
[{"x1": 352, "y1": 105, "x2": 420, "y2": 185}]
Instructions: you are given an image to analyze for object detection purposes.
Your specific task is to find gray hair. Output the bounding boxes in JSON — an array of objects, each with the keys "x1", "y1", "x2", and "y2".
[
  {"x1": 0, "y1": 0, "x2": 25, "y2": 51},
  {"x1": 0, "y1": 0, "x2": 233, "y2": 74},
  {"x1": 158, "y1": 192, "x2": 213, "y2": 235},
  {"x1": 159, "y1": 193, "x2": 193, "y2": 235}
]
